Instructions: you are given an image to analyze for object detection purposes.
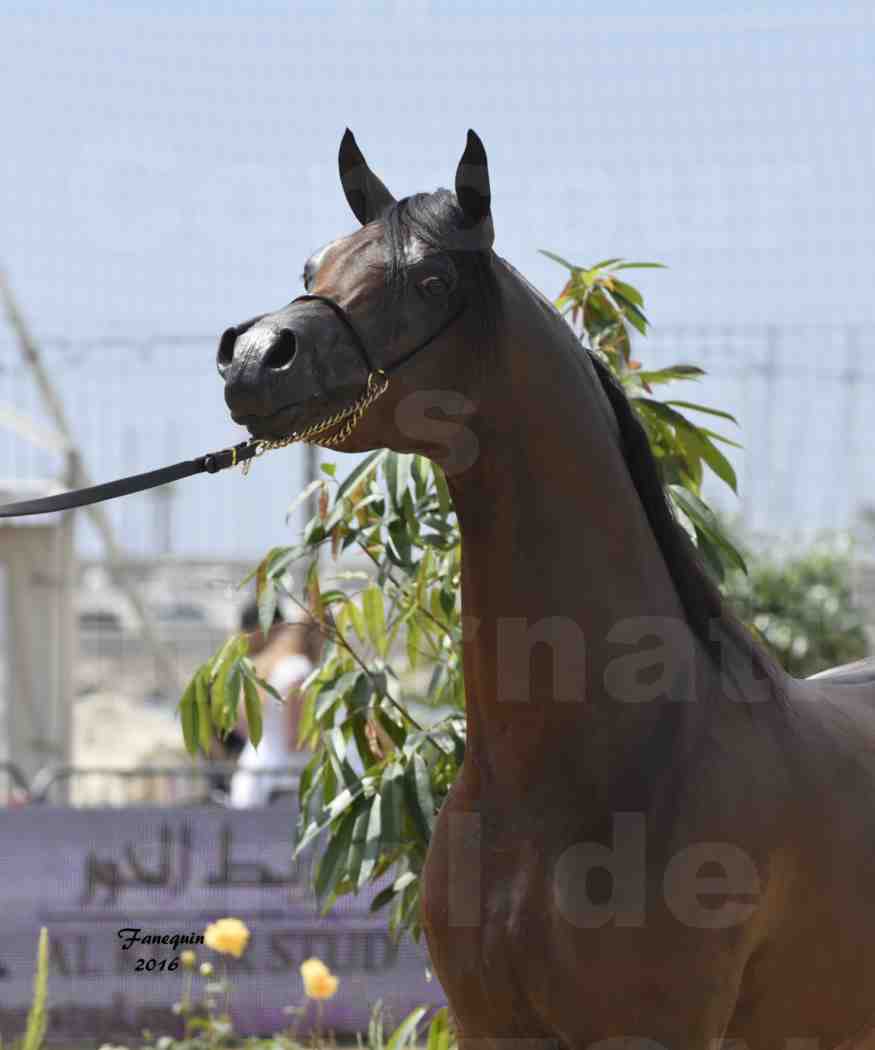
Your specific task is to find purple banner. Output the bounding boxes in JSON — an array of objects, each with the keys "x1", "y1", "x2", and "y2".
[{"x1": 0, "y1": 801, "x2": 445, "y2": 1044}]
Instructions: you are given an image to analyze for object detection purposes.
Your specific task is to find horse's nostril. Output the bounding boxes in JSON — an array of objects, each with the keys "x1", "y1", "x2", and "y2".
[
  {"x1": 217, "y1": 327, "x2": 237, "y2": 374},
  {"x1": 264, "y1": 328, "x2": 297, "y2": 371}
]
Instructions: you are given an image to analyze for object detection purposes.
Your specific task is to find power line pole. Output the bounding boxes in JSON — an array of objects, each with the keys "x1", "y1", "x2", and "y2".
[{"x1": 0, "y1": 267, "x2": 185, "y2": 694}]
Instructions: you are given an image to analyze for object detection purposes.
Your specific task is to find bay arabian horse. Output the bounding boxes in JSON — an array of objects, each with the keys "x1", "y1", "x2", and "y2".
[{"x1": 218, "y1": 130, "x2": 875, "y2": 1050}]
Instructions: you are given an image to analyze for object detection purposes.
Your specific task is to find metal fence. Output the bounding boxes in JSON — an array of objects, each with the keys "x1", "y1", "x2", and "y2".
[
  {"x1": 0, "y1": 759, "x2": 310, "y2": 808},
  {"x1": 636, "y1": 322, "x2": 875, "y2": 542},
  {"x1": 3, "y1": 322, "x2": 875, "y2": 554}
]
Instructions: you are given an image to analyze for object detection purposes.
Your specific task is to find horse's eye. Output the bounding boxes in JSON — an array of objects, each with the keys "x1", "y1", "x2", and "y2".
[{"x1": 418, "y1": 275, "x2": 448, "y2": 298}]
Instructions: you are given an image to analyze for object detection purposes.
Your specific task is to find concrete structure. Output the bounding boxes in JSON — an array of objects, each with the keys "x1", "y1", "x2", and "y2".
[{"x1": 0, "y1": 479, "x2": 76, "y2": 796}]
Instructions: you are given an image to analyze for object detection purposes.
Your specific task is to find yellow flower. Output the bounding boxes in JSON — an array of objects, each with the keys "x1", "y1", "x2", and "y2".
[
  {"x1": 180, "y1": 949, "x2": 197, "y2": 970},
  {"x1": 200, "y1": 962, "x2": 213, "y2": 977},
  {"x1": 300, "y1": 958, "x2": 339, "y2": 1000},
  {"x1": 300, "y1": 957, "x2": 329, "y2": 981},
  {"x1": 203, "y1": 918, "x2": 250, "y2": 958},
  {"x1": 306, "y1": 972, "x2": 339, "y2": 1000}
]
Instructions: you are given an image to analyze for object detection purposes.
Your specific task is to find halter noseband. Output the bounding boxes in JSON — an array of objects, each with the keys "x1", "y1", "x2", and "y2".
[{"x1": 249, "y1": 291, "x2": 468, "y2": 452}]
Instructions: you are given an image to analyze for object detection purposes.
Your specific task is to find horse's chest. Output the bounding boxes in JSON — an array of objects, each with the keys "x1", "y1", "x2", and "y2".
[{"x1": 421, "y1": 798, "x2": 550, "y2": 1017}]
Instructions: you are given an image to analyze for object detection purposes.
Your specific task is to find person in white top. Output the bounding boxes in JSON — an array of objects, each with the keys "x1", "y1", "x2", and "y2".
[{"x1": 229, "y1": 601, "x2": 322, "y2": 808}]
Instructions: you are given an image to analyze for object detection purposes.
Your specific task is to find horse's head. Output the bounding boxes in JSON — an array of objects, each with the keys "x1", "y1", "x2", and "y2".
[{"x1": 218, "y1": 129, "x2": 496, "y2": 460}]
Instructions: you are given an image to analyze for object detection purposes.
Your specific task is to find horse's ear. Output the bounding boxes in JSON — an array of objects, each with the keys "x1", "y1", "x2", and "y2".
[
  {"x1": 454, "y1": 129, "x2": 493, "y2": 244},
  {"x1": 338, "y1": 129, "x2": 397, "y2": 226}
]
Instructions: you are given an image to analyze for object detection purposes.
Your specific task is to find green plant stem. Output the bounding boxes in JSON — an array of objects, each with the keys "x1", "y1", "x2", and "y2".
[{"x1": 223, "y1": 957, "x2": 231, "y2": 1024}]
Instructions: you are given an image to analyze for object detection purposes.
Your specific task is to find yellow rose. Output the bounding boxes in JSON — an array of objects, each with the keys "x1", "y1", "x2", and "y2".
[
  {"x1": 300, "y1": 957, "x2": 329, "y2": 981},
  {"x1": 300, "y1": 958, "x2": 338, "y2": 999},
  {"x1": 180, "y1": 950, "x2": 197, "y2": 970},
  {"x1": 199, "y1": 962, "x2": 213, "y2": 977},
  {"x1": 304, "y1": 971, "x2": 339, "y2": 1000},
  {"x1": 203, "y1": 918, "x2": 250, "y2": 958}
]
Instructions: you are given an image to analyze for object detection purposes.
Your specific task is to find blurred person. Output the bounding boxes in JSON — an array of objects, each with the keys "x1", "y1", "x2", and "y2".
[{"x1": 229, "y1": 600, "x2": 323, "y2": 808}]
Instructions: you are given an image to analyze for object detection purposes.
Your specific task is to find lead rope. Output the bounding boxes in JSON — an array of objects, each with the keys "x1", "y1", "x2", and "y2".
[{"x1": 241, "y1": 367, "x2": 390, "y2": 473}]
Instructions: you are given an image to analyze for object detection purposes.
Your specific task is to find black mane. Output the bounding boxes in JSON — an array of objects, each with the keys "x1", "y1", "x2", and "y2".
[
  {"x1": 587, "y1": 352, "x2": 789, "y2": 707},
  {"x1": 380, "y1": 189, "x2": 500, "y2": 335}
]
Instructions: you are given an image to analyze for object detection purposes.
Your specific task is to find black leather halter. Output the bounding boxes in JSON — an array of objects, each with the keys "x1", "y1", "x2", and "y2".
[
  {"x1": 0, "y1": 292, "x2": 468, "y2": 519},
  {"x1": 292, "y1": 292, "x2": 467, "y2": 376}
]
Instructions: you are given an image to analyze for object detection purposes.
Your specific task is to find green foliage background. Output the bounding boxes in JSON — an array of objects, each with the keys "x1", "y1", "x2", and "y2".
[{"x1": 723, "y1": 534, "x2": 867, "y2": 679}]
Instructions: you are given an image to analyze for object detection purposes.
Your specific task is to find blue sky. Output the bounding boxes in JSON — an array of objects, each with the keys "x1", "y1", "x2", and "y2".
[{"x1": 1, "y1": 3, "x2": 873, "y2": 557}]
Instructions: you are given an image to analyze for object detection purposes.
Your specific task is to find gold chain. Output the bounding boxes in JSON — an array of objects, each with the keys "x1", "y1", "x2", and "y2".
[{"x1": 243, "y1": 369, "x2": 389, "y2": 470}]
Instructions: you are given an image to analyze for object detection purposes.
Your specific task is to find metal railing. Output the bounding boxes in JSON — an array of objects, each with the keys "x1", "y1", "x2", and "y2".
[{"x1": 2, "y1": 759, "x2": 311, "y2": 807}]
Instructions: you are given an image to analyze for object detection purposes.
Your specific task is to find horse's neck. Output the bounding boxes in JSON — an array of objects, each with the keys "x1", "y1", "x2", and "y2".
[{"x1": 446, "y1": 261, "x2": 715, "y2": 804}]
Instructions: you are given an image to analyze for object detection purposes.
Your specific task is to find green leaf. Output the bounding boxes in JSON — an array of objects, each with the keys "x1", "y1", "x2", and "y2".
[
  {"x1": 405, "y1": 753, "x2": 435, "y2": 844},
  {"x1": 315, "y1": 670, "x2": 360, "y2": 720},
  {"x1": 224, "y1": 665, "x2": 243, "y2": 727},
  {"x1": 633, "y1": 398, "x2": 738, "y2": 494},
  {"x1": 321, "y1": 462, "x2": 336, "y2": 477},
  {"x1": 369, "y1": 999, "x2": 386, "y2": 1050},
  {"x1": 634, "y1": 365, "x2": 705, "y2": 385},
  {"x1": 669, "y1": 484, "x2": 720, "y2": 532},
  {"x1": 669, "y1": 487, "x2": 745, "y2": 575},
  {"x1": 386, "y1": 1006, "x2": 428, "y2": 1050},
  {"x1": 314, "y1": 810, "x2": 355, "y2": 900},
  {"x1": 179, "y1": 678, "x2": 198, "y2": 757},
  {"x1": 285, "y1": 479, "x2": 322, "y2": 519},
  {"x1": 337, "y1": 448, "x2": 389, "y2": 498},
  {"x1": 327, "y1": 726, "x2": 360, "y2": 789},
  {"x1": 257, "y1": 576, "x2": 277, "y2": 637},
  {"x1": 195, "y1": 671, "x2": 213, "y2": 754},
  {"x1": 386, "y1": 452, "x2": 412, "y2": 512},
  {"x1": 406, "y1": 616, "x2": 420, "y2": 670},
  {"x1": 369, "y1": 883, "x2": 397, "y2": 913},
  {"x1": 375, "y1": 706, "x2": 408, "y2": 748},
  {"x1": 664, "y1": 400, "x2": 738, "y2": 425},
  {"x1": 210, "y1": 658, "x2": 229, "y2": 725},
  {"x1": 324, "y1": 783, "x2": 366, "y2": 822},
  {"x1": 411, "y1": 454, "x2": 428, "y2": 499},
  {"x1": 603, "y1": 286, "x2": 649, "y2": 336},
  {"x1": 692, "y1": 430, "x2": 738, "y2": 494},
  {"x1": 380, "y1": 763, "x2": 405, "y2": 852},
  {"x1": 357, "y1": 792, "x2": 383, "y2": 890},
  {"x1": 254, "y1": 667, "x2": 285, "y2": 703},
  {"x1": 243, "y1": 675, "x2": 263, "y2": 749},
  {"x1": 363, "y1": 585, "x2": 387, "y2": 656},
  {"x1": 346, "y1": 600, "x2": 367, "y2": 644},
  {"x1": 699, "y1": 427, "x2": 743, "y2": 450},
  {"x1": 706, "y1": 525, "x2": 748, "y2": 575},
  {"x1": 609, "y1": 277, "x2": 644, "y2": 306},
  {"x1": 344, "y1": 800, "x2": 373, "y2": 892},
  {"x1": 426, "y1": 1009, "x2": 452, "y2": 1050},
  {"x1": 537, "y1": 249, "x2": 578, "y2": 271},
  {"x1": 433, "y1": 464, "x2": 451, "y2": 515},
  {"x1": 694, "y1": 525, "x2": 726, "y2": 583},
  {"x1": 667, "y1": 415, "x2": 737, "y2": 494},
  {"x1": 295, "y1": 813, "x2": 332, "y2": 856},
  {"x1": 613, "y1": 261, "x2": 668, "y2": 270},
  {"x1": 589, "y1": 257, "x2": 624, "y2": 271},
  {"x1": 388, "y1": 520, "x2": 412, "y2": 567}
]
